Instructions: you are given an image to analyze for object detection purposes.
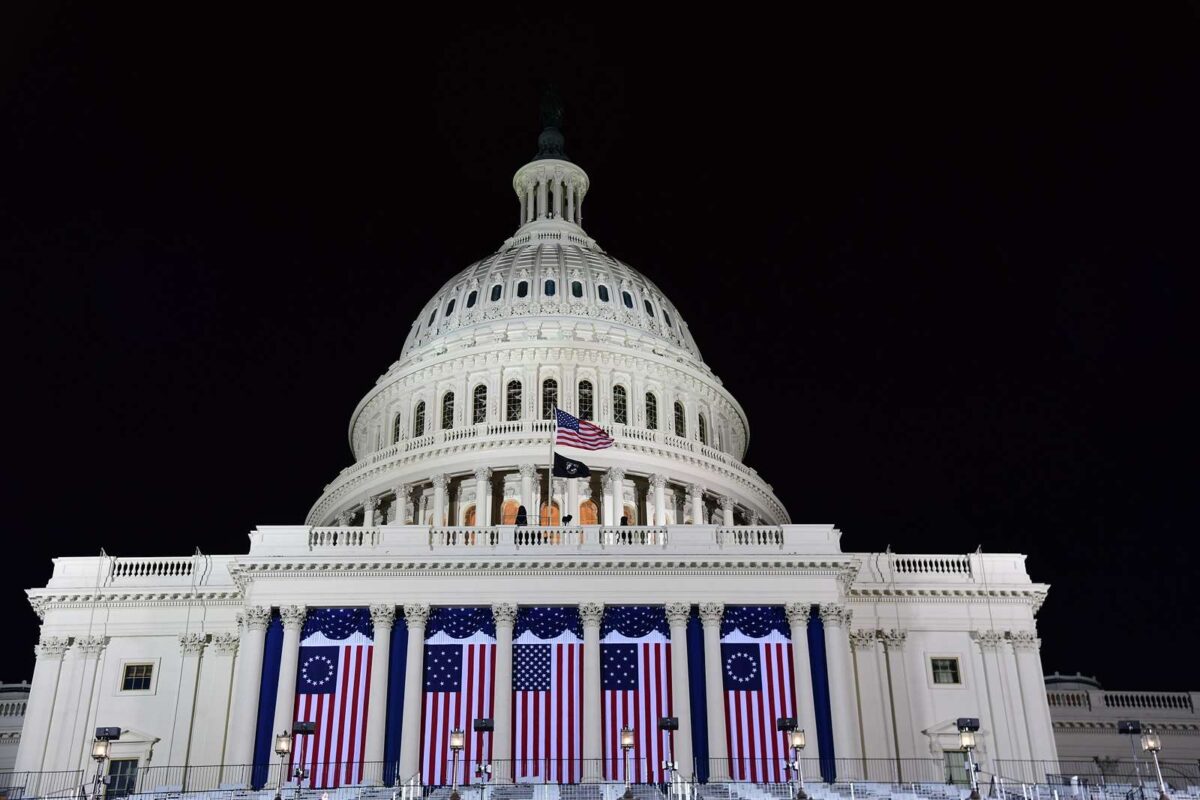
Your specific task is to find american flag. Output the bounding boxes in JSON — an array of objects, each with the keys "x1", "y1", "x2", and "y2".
[
  {"x1": 601, "y1": 606, "x2": 674, "y2": 783},
  {"x1": 555, "y1": 408, "x2": 615, "y2": 451},
  {"x1": 513, "y1": 607, "x2": 583, "y2": 784},
  {"x1": 421, "y1": 607, "x2": 496, "y2": 786},
  {"x1": 721, "y1": 606, "x2": 797, "y2": 783},
  {"x1": 289, "y1": 608, "x2": 374, "y2": 788}
]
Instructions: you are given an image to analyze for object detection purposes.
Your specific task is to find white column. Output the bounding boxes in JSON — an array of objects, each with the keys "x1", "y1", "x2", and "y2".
[
  {"x1": 784, "y1": 604, "x2": 821, "y2": 764},
  {"x1": 820, "y1": 604, "x2": 861, "y2": 761},
  {"x1": 1012, "y1": 632, "x2": 1059, "y2": 763},
  {"x1": 688, "y1": 484, "x2": 704, "y2": 524},
  {"x1": 431, "y1": 474, "x2": 448, "y2": 526},
  {"x1": 271, "y1": 606, "x2": 307, "y2": 772},
  {"x1": 720, "y1": 496, "x2": 734, "y2": 527},
  {"x1": 538, "y1": 178, "x2": 548, "y2": 219},
  {"x1": 880, "y1": 630, "x2": 920, "y2": 762},
  {"x1": 68, "y1": 636, "x2": 108, "y2": 773},
  {"x1": 665, "y1": 603, "x2": 695, "y2": 779},
  {"x1": 580, "y1": 602, "x2": 605, "y2": 782},
  {"x1": 363, "y1": 496, "x2": 378, "y2": 527},
  {"x1": 42, "y1": 642, "x2": 84, "y2": 771},
  {"x1": 1000, "y1": 633, "x2": 1033, "y2": 764},
  {"x1": 518, "y1": 464, "x2": 535, "y2": 519},
  {"x1": 526, "y1": 185, "x2": 535, "y2": 224},
  {"x1": 398, "y1": 603, "x2": 431, "y2": 781},
  {"x1": 474, "y1": 467, "x2": 492, "y2": 526},
  {"x1": 977, "y1": 630, "x2": 1016, "y2": 761},
  {"x1": 608, "y1": 467, "x2": 625, "y2": 523},
  {"x1": 492, "y1": 603, "x2": 518, "y2": 782},
  {"x1": 168, "y1": 634, "x2": 207, "y2": 767},
  {"x1": 601, "y1": 473, "x2": 614, "y2": 525},
  {"x1": 567, "y1": 477, "x2": 579, "y2": 523},
  {"x1": 226, "y1": 606, "x2": 272, "y2": 776},
  {"x1": 851, "y1": 630, "x2": 893, "y2": 761},
  {"x1": 651, "y1": 473, "x2": 667, "y2": 525},
  {"x1": 395, "y1": 485, "x2": 412, "y2": 524},
  {"x1": 14, "y1": 637, "x2": 70, "y2": 772},
  {"x1": 566, "y1": 181, "x2": 575, "y2": 223},
  {"x1": 190, "y1": 633, "x2": 239, "y2": 774},
  {"x1": 699, "y1": 602, "x2": 729, "y2": 780},
  {"x1": 363, "y1": 605, "x2": 396, "y2": 783}
]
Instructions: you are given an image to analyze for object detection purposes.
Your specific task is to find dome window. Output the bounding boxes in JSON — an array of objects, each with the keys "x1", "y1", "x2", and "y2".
[
  {"x1": 392, "y1": 413, "x2": 402, "y2": 444},
  {"x1": 571, "y1": 281, "x2": 583, "y2": 298},
  {"x1": 542, "y1": 379, "x2": 558, "y2": 419},
  {"x1": 644, "y1": 299, "x2": 653, "y2": 316},
  {"x1": 544, "y1": 279, "x2": 556, "y2": 296},
  {"x1": 663, "y1": 310, "x2": 673, "y2": 328},
  {"x1": 645, "y1": 393, "x2": 658, "y2": 430},
  {"x1": 578, "y1": 380, "x2": 594, "y2": 420},
  {"x1": 674, "y1": 401, "x2": 687, "y2": 437},
  {"x1": 517, "y1": 281, "x2": 529, "y2": 298},
  {"x1": 466, "y1": 290, "x2": 478, "y2": 308},
  {"x1": 613, "y1": 385, "x2": 628, "y2": 425},
  {"x1": 473, "y1": 385, "x2": 487, "y2": 423},
  {"x1": 445, "y1": 299, "x2": 455, "y2": 315},
  {"x1": 490, "y1": 285, "x2": 503, "y2": 302},
  {"x1": 413, "y1": 401, "x2": 426, "y2": 437},
  {"x1": 698, "y1": 414, "x2": 708, "y2": 446},
  {"x1": 506, "y1": 380, "x2": 522, "y2": 421},
  {"x1": 428, "y1": 308, "x2": 437, "y2": 326},
  {"x1": 597, "y1": 285, "x2": 610, "y2": 303},
  {"x1": 622, "y1": 291, "x2": 634, "y2": 309},
  {"x1": 441, "y1": 392, "x2": 455, "y2": 430}
]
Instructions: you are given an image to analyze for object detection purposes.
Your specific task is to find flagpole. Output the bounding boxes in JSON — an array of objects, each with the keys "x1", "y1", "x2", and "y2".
[{"x1": 547, "y1": 409, "x2": 556, "y2": 526}]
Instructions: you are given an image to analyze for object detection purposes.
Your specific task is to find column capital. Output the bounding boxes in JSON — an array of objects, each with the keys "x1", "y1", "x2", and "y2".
[
  {"x1": 1010, "y1": 631, "x2": 1040, "y2": 651},
  {"x1": 432, "y1": 473, "x2": 449, "y2": 490},
  {"x1": 649, "y1": 473, "x2": 667, "y2": 489},
  {"x1": 404, "y1": 603, "x2": 431, "y2": 628},
  {"x1": 75, "y1": 635, "x2": 108, "y2": 658},
  {"x1": 280, "y1": 605, "x2": 308, "y2": 631},
  {"x1": 242, "y1": 605, "x2": 272, "y2": 631},
  {"x1": 880, "y1": 629, "x2": 908, "y2": 650},
  {"x1": 518, "y1": 463, "x2": 537, "y2": 479},
  {"x1": 492, "y1": 603, "x2": 519, "y2": 627},
  {"x1": 719, "y1": 495, "x2": 734, "y2": 511},
  {"x1": 370, "y1": 604, "x2": 397, "y2": 632},
  {"x1": 975, "y1": 630, "x2": 1006, "y2": 651},
  {"x1": 179, "y1": 633, "x2": 207, "y2": 656},
  {"x1": 211, "y1": 632, "x2": 239, "y2": 655},
  {"x1": 665, "y1": 602, "x2": 691, "y2": 627},
  {"x1": 339, "y1": 510, "x2": 353, "y2": 526},
  {"x1": 698, "y1": 602, "x2": 725, "y2": 624},
  {"x1": 819, "y1": 603, "x2": 851, "y2": 627},
  {"x1": 474, "y1": 466, "x2": 493, "y2": 482},
  {"x1": 687, "y1": 483, "x2": 704, "y2": 498},
  {"x1": 849, "y1": 629, "x2": 877, "y2": 651},
  {"x1": 364, "y1": 496, "x2": 380, "y2": 511},
  {"x1": 746, "y1": 511, "x2": 760, "y2": 525},
  {"x1": 35, "y1": 636, "x2": 71, "y2": 659},
  {"x1": 608, "y1": 467, "x2": 626, "y2": 482},
  {"x1": 784, "y1": 602, "x2": 812, "y2": 627},
  {"x1": 579, "y1": 602, "x2": 605, "y2": 627}
]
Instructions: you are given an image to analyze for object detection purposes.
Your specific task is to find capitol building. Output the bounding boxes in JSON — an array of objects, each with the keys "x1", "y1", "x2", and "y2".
[{"x1": 11, "y1": 113, "x2": 1070, "y2": 800}]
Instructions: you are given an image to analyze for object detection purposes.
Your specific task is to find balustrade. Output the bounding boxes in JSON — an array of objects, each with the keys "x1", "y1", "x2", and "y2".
[
  {"x1": 893, "y1": 554, "x2": 972, "y2": 576},
  {"x1": 717, "y1": 526, "x2": 784, "y2": 546},
  {"x1": 109, "y1": 557, "x2": 195, "y2": 581},
  {"x1": 308, "y1": 527, "x2": 381, "y2": 548}
]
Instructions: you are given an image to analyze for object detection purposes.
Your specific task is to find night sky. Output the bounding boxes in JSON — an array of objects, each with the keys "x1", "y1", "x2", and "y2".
[{"x1": 3, "y1": 6, "x2": 1197, "y2": 688}]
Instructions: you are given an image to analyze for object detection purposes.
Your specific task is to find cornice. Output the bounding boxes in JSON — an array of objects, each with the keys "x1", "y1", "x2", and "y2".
[
  {"x1": 848, "y1": 587, "x2": 1049, "y2": 608},
  {"x1": 27, "y1": 588, "x2": 242, "y2": 618}
]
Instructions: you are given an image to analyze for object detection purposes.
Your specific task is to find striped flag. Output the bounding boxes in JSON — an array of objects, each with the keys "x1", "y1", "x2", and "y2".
[
  {"x1": 421, "y1": 608, "x2": 496, "y2": 786},
  {"x1": 721, "y1": 606, "x2": 797, "y2": 783},
  {"x1": 555, "y1": 408, "x2": 615, "y2": 450},
  {"x1": 290, "y1": 608, "x2": 374, "y2": 789},
  {"x1": 602, "y1": 606, "x2": 674, "y2": 784},
  {"x1": 513, "y1": 607, "x2": 583, "y2": 783}
]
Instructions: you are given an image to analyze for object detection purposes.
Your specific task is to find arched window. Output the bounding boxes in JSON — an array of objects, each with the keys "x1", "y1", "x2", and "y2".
[
  {"x1": 428, "y1": 308, "x2": 437, "y2": 325},
  {"x1": 571, "y1": 281, "x2": 583, "y2": 298},
  {"x1": 441, "y1": 392, "x2": 455, "y2": 430},
  {"x1": 517, "y1": 281, "x2": 529, "y2": 298},
  {"x1": 663, "y1": 311, "x2": 673, "y2": 328},
  {"x1": 644, "y1": 299, "x2": 653, "y2": 316},
  {"x1": 622, "y1": 291, "x2": 634, "y2": 309},
  {"x1": 613, "y1": 385, "x2": 628, "y2": 424},
  {"x1": 473, "y1": 384, "x2": 487, "y2": 423},
  {"x1": 544, "y1": 279, "x2": 556, "y2": 296},
  {"x1": 392, "y1": 413, "x2": 402, "y2": 444},
  {"x1": 446, "y1": 298, "x2": 455, "y2": 315},
  {"x1": 413, "y1": 401, "x2": 426, "y2": 437},
  {"x1": 578, "y1": 380, "x2": 594, "y2": 420},
  {"x1": 491, "y1": 284, "x2": 503, "y2": 302},
  {"x1": 698, "y1": 414, "x2": 708, "y2": 445},
  {"x1": 597, "y1": 285, "x2": 610, "y2": 302},
  {"x1": 674, "y1": 401, "x2": 686, "y2": 437},
  {"x1": 466, "y1": 290, "x2": 478, "y2": 308},
  {"x1": 506, "y1": 380, "x2": 522, "y2": 421},
  {"x1": 542, "y1": 378, "x2": 558, "y2": 419},
  {"x1": 645, "y1": 393, "x2": 658, "y2": 430}
]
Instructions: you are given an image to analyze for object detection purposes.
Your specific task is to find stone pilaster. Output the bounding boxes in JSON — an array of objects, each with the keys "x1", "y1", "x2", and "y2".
[
  {"x1": 784, "y1": 603, "x2": 821, "y2": 763},
  {"x1": 13, "y1": 637, "x2": 70, "y2": 772},
  {"x1": 226, "y1": 606, "x2": 272, "y2": 779},
  {"x1": 664, "y1": 602, "x2": 695, "y2": 778},
  {"x1": 363, "y1": 605, "x2": 396, "y2": 782},
  {"x1": 579, "y1": 602, "x2": 605, "y2": 782},
  {"x1": 398, "y1": 603, "x2": 431, "y2": 780},
  {"x1": 168, "y1": 634, "x2": 207, "y2": 766},
  {"x1": 491, "y1": 603, "x2": 518, "y2": 782},
  {"x1": 699, "y1": 602, "x2": 729, "y2": 779},
  {"x1": 820, "y1": 604, "x2": 860, "y2": 760},
  {"x1": 880, "y1": 629, "x2": 919, "y2": 760},
  {"x1": 271, "y1": 606, "x2": 308, "y2": 770},
  {"x1": 976, "y1": 630, "x2": 1016, "y2": 761}
]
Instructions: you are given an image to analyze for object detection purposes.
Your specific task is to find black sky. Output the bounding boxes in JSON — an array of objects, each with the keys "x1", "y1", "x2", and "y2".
[{"x1": 2, "y1": 4, "x2": 1198, "y2": 687}]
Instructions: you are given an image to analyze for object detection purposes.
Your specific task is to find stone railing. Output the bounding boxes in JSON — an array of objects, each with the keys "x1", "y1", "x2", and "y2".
[
  {"x1": 717, "y1": 526, "x2": 785, "y2": 546},
  {"x1": 1102, "y1": 690, "x2": 1194, "y2": 712},
  {"x1": 109, "y1": 556, "x2": 195, "y2": 582},
  {"x1": 0, "y1": 700, "x2": 26, "y2": 717},
  {"x1": 1047, "y1": 690, "x2": 1092, "y2": 710},
  {"x1": 1047, "y1": 689, "x2": 1197, "y2": 719},
  {"x1": 309, "y1": 528, "x2": 382, "y2": 548},
  {"x1": 892, "y1": 555, "x2": 972, "y2": 577}
]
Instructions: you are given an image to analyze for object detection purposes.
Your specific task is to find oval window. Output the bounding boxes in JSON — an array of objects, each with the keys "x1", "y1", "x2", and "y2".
[
  {"x1": 644, "y1": 299, "x2": 653, "y2": 316},
  {"x1": 466, "y1": 290, "x2": 478, "y2": 308},
  {"x1": 428, "y1": 308, "x2": 437, "y2": 325},
  {"x1": 597, "y1": 285, "x2": 610, "y2": 302},
  {"x1": 445, "y1": 299, "x2": 455, "y2": 315},
  {"x1": 571, "y1": 281, "x2": 583, "y2": 298},
  {"x1": 490, "y1": 285, "x2": 503, "y2": 302},
  {"x1": 517, "y1": 281, "x2": 529, "y2": 298},
  {"x1": 545, "y1": 279, "x2": 556, "y2": 296},
  {"x1": 622, "y1": 291, "x2": 634, "y2": 309},
  {"x1": 663, "y1": 311, "x2": 673, "y2": 328}
]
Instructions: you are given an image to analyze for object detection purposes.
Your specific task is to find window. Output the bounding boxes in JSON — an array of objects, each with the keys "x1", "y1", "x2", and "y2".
[
  {"x1": 121, "y1": 663, "x2": 154, "y2": 692},
  {"x1": 674, "y1": 401, "x2": 686, "y2": 437},
  {"x1": 931, "y1": 657, "x2": 962, "y2": 685},
  {"x1": 413, "y1": 401, "x2": 426, "y2": 437},
  {"x1": 646, "y1": 393, "x2": 658, "y2": 430},
  {"x1": 428, "y1": 308, "x2": 437, "y2": 326},
  {"x1": 517, "y1": 280, "x2": 529, "y2": 298},
  {"x1": 622, "y1": 291, "x2": 634, "y2": 309},
  {"x1": 446, "y1": 299, "x2": 455, "y2": 315},
  {"x1": 466, "y1": 290, "x2": 478, "y2": 308},
  {"x1": 597, "y1": 285, "x2": 610, "y2": 302},
  {"x1": 698, "y1": 414, "x2": 708, "y2": 445},
  {"x1": 490, "y1": 284, "x2": 503, "y2": 302},
  {"x1": 571, "y1": 281, "x2": 583, "y2": 298},
  {"x1": 441, "y1": 392, "x2": 454, "y2": 430},
  {"x1": 473, "y1": 385, "x2": 487, "y2": 424},
  {"x1": 542, "y1": 378, "x2": 558, "y2": 419},
  {"x1": 613, "y1": 385, "x2": 628, "y2": 424},
  {"x1": 663, "y1": 310, "x2": 673, "y2": 328},
  {"x1": 107, "y1": 759, "x2": 139, "y2": 798},
  {"x1": 545, "y1": 279, "x2": 556, "y2": 296},
  {"x1": 392, "y1": 414, "x2": 402, "y2": 444},
  {"x1": 644, "y1": 299, "x2": 653, "y2": 316},
  {"x1": 506, "y1": 381, "x2": 522, "y2": 421},
  {"x1": 578, "y1": 380, "x2": 594, "y2": 420}
]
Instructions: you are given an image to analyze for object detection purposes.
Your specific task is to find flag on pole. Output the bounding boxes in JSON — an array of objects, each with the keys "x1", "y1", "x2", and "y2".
[
  {"x1": 552, "y1": 452, "x2": 591, "y2": 478},
  {"x1": 513, "y1": 607, "x2": 584, "y2": 783},
  {"x1": 720, "y1": 606, "x2": 797, "y2": 783},
  {"x1": 601, "y1": 606, "x2": 674, "y2": 784},
  {"x1": 290, "y1": 608, "x2": 374, "y2": 789},
  {"x1": 421, "y1": 608, "x2": 496, "y2": 786},
  {"x1": 555, "y1": 408, "x2": 615, "y2": 451}
]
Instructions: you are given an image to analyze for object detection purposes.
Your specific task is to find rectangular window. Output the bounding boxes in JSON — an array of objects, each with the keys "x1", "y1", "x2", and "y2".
[
  {"x1": 107, "y1": 759, "x2": 139, "y2": 797},
  {"x1": 931, "y1": 657, "x2": 962, "y2": 685},
  {"x1": 121, "y1": 663, "x2": 154, "y2": 692}
]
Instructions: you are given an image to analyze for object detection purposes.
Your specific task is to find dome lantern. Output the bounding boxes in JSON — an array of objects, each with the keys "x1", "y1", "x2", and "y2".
[{"x1": 511, "y1": 95, "x2": 591, "y2": 244}]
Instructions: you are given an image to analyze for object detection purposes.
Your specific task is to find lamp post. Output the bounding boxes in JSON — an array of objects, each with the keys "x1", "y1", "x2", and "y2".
[
  {"x1": 90, "y1": 738, "x2": 111, "y2": 800},
  {"x1": 956, "y1": 718, "x2": 981, "y2": 800},
  {"x1": 1140, "y1": 727, "x2": 1169, "y2": 800},
  {"x1": 1118, "y1": 720, "x2": 1146, "y2": 799},
  {"x1": 790, "y1": 730, "x2": 808, "y2": 800},
  {"x1": 621, "y1": 725, "x2": 635, "y2": 800},
  {"x1": 274, "y1": 731, "x2": 293, "y2": 800},
  {"x1": 449, "y1": 728, "x2": 465, "y2": 800}
]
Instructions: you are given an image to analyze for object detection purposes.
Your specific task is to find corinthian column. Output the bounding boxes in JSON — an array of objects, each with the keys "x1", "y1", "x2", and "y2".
[
  {"x1": 688, "y1": 485, "x2": 704, "y2": 525},
  {"x1": 784, "y1": 603, "x2": 821, "y2": 763},
  {"x1": 491, "y1": 603, "x2": 518, "y2": 782},
  {"x1": 168, "y1": 634, "x2": 207, "y2": 767},
  {"x1": 1011, "y1": 632, "x2": 1059, "y2": 763},
  {"x1": 398, "y1": 604, "x2": 431, "y2": 781},
  {"x1": 976, "y1": 630, "x2": 1016, "y2": 760},
  {"x1": 14, "y1": 637, "x2": 70, "y2": 773},
  {"x1": 664, "y1": 603, "x2": 695, "y2": 779},
  {"x1": 880, "y1": 630, "x2": 919, "y2": 760},
  {"x1": 474, "y1": 467, "x2": 492, "y2": 526},
  {"x1": 820, "y1": 604, "x2": 860, "y2": 761},
  {"x1": 227, "y1": 607, "x2": 272, "y2": 779},
  {"x1": 432, "y1": 474, "x2": 448, "y2": 526},
  {"x1": 363, "y1": 496, "x2": 379, "y2": 527},
  {"x1": 580, "y1": 602, "x2": 605, "y2": 782},
  {"x1": 699, "y1": 602, "x2": 728, "y2": 780},
  {"x1": 363, "y1": 605, "x2": 396, "y2": 783},
  {"x1": 720, "y1": 496, "x2": 734, "y2": 527},
  {"x1": 271, "y1": 606, "x2": 308, "y2": 770},
  {"x1": 651, "y1": 473, "x2": 667, "y2": 525}
]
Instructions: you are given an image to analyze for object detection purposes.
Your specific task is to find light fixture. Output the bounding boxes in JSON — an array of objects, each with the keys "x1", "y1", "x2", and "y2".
[
  {"x1": 449, "y1": 729, "x2": 466, "y2": 800},
  {"x1": 1141, "y1": 730, "x2": 1161, "y2": 753},
  {"x1": 957, "y1": 718, "x2": 981, "y2": 800},
  {"x1": 449, "y1": 728, "x2": 466, "y2": 751},
  {"x1": 959, "y1": 730, "x2": 976, "y2": 750},
  {"x1": 620, "y1": 726, "x2": 635, "y2": 750},
  {"x1": 790, "y1": 730, "x2": 806, "y2": 750},
  {"x1": 275, "y1": 732, "x2": 293, "y2": 757},
  {"x1": 620, "y1": 726, "x2": 635, "y2": 800},
  {"x1": 91, "y1": 739, "x2": 111, "y2": 762}
]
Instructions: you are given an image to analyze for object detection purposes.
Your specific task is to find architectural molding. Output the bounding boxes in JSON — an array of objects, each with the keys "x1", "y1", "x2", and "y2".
[
  {"x1": 491, "y1": 602, "x2": 518, "y2": 626},
  {"x1": 698, "y1": 602, "x2": 724, "y2": 624},
  {"x1": 243, "y1": 605, "x2": 272, "y2": 631},
  {"x1": 820, "y1": 603, "x2": 851, "y2": 627},
  {"x1": 664, "y1": 602, "x2": 691, "y2": 626},
  {"x1": 976, "y1": 630, "x2": 1006, "y2": 651},
  {"x1": 179, "y1": 633, "x2": 207, "y2": 655},
  {"x1": 849, "y1": 629, "x2": 877, "y2": 650},
  {"x1": 403, "y1": 603, "x2": 431, "y2": 627},
  {"x1": 880, "y1": 629, "x2": 908, "y2": 649},
  {"x1": 279, "y1": 605, "x2": 307, "y2": 630},
  {"x1": 784, "y1": 602, "x2": 811, "y2": 626},
  {"x1": 1010, "y1": 630, "x2": 1040, "y2": 651},
  {"x1": 35, "y1": 636, "x2": 71, "y2": 659},
  {"x1": 210, "y1": 632, "x2": 239, "y2": 655},
  {"x1": 74, "y1": 635, "x2": 108, "y2": 657},
  {"x1": 369, "y1": 604, "x2": 396, "y2": 631},
  {"x1": 578, "y1": 602, "x2": 605, "y2": 626}
]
